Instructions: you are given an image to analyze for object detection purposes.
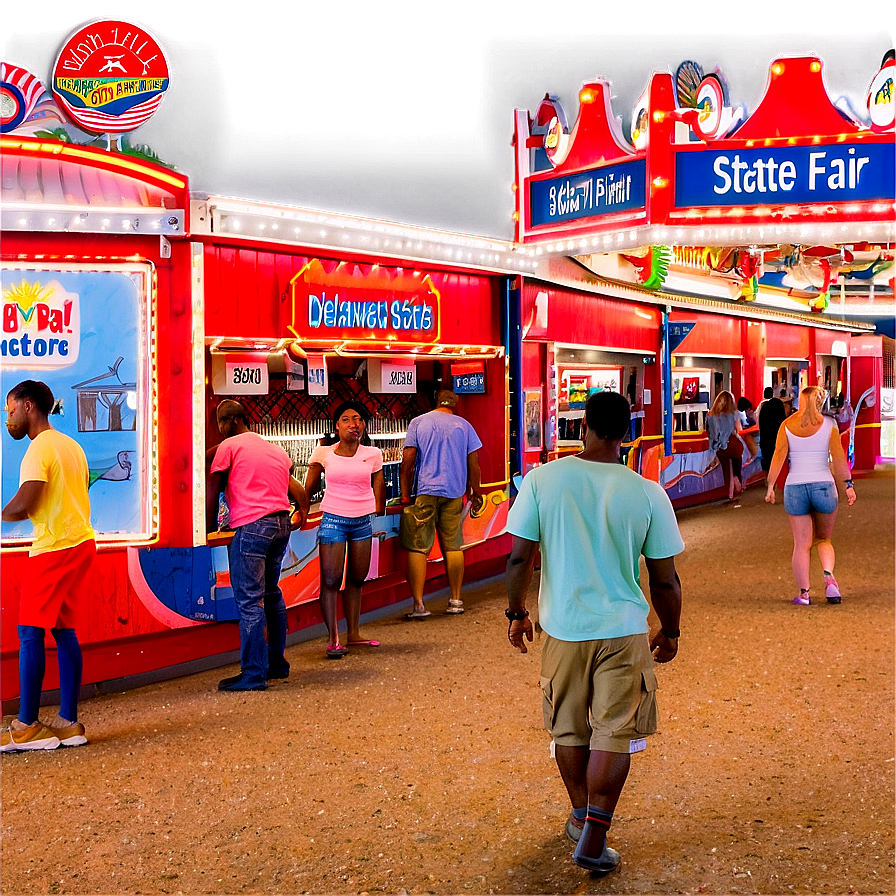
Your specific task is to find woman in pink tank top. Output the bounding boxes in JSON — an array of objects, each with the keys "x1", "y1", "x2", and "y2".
[
  {"x1": 304, "y1": 402, "x2": 385, "y2": 658},
  {"x1": 764, "y1": 386, "x2": 856, "y2": 606}
]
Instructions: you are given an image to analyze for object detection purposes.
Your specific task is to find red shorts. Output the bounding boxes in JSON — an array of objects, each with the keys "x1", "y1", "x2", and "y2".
[{"x1": 19, "y1": 540, "x2": 96, "y2": 629}]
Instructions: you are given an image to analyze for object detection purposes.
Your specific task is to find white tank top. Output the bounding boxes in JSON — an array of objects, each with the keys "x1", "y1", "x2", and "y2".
[{"x1": 785, "y1": 416, "x2": 835, "y2": 486}]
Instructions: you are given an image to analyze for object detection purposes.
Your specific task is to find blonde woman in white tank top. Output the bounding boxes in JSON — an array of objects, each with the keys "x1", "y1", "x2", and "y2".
[{"x1": 764, "y1": 386, "x2": 856, "y2": 605}]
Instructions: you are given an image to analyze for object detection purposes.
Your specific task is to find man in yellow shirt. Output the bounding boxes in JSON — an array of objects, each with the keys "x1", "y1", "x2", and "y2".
[{"x1": 1, "y1": 380, "x2": 95, "y2": 753}]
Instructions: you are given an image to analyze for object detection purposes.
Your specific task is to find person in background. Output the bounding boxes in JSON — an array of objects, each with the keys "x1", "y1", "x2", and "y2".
[
  {"x1": 304, "y1": 401, "x2": 385, "y2": 658},
  {"x1": 399, "y1": 390, "x2": 484, "y2": 618},
  {"x1": 1, "y1": 380, "x2": 95, "y2": 752},
  {"x1": 758, "y1": 387, "x2": 788, "y2": 474},
  {"x1": 504, "y1": 391, "x2": 683, "y2": 876},
  {"x1": 736, "y1": 396, "x2": 759, "y2": 461},
  {"x1": 707, "y1": 390, "x2": 744, "y2": 501},
  {"x1": 765, "y1": 385, "x2": 856, "y2": 606},
  {"x1": 208, "y1": 400, "x2": 308, "y2": 690},
  {"x1": 779, "y1": 387, "x2": 794, "y2": 416}
]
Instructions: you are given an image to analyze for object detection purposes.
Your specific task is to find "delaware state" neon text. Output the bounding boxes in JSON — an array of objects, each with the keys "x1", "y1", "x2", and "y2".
[{"x1": 308, "y1": 293, "x2": 434, "y2": 332}]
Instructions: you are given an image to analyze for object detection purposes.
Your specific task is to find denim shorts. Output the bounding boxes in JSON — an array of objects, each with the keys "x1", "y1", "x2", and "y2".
[
  {"x1": 783, "y1": 481, "x2": 838, "y2": 516},
  {"x1": 317, "y1": 512, "x2": 375, "y2": 545}
]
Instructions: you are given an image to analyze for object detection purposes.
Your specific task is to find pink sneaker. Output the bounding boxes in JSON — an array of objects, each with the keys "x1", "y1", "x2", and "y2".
[
  {"x1": 824, "y1": 574, "x2": 841, "y2": 604},
  {"x1": 792, "y1": 591, "x2": 810, "y2": 606}
]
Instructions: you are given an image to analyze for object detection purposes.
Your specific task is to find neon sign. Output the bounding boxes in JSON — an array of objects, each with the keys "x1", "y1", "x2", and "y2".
[{"x1": 287, "y1": 260, "x2": 440, "y2": 346}]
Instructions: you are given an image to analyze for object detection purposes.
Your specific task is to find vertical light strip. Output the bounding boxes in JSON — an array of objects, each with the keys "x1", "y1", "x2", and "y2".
[
  {"x1": 190, "y1": 243, "x2": 207, "y2": 546},
  {"x1": 147, "y1": 264, "x2": 160, "y2": 541}
]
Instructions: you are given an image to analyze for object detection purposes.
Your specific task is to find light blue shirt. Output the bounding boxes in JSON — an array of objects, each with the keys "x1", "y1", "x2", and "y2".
[
  {"x1": 406, "y1": 410, "x2": 482, "y2": 499},
  {"x1": 507, "y1": 457, "x2": 684, "y2": 641}
]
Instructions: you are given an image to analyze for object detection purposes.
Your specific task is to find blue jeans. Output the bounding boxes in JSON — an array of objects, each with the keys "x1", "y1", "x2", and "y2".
[
  {"x1": 317, "y1": 512, "x2": 375, "y2": 544},
  {"x1": 228, "y1": 512, "x2": 292, "y2": 686},
  {"x1": 18, "y1": 625, "x2": 82, "y2": 724},
  {"x1": 784, "y1": 481, "x2": 839, "y2": 515}
]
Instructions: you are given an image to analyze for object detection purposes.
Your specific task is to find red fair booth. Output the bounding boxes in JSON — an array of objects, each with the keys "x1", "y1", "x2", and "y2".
[{"x1": 511, "y1": 53, "x2": 892, "y2": 504}]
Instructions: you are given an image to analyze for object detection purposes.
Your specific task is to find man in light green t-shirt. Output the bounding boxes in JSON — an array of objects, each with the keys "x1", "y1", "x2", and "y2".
[{"x1": 505, "y1": 390, "x2": 684, "y2": 876}]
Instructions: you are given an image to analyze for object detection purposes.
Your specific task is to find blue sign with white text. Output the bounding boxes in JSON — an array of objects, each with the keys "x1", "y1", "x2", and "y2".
[
  {"x1": 674, "y1": 142, "x2": 895, "y2": 208},
  {"x1": 530, "y1": 158, "x2": 647, "y2": 228}
]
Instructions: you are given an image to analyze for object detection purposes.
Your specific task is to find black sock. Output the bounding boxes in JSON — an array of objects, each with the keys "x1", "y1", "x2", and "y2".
[{"x1": 586, "y1": 805, "x2": 613, "y2": 832}]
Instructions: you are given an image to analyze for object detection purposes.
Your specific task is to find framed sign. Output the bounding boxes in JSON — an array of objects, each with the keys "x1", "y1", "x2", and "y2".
[
  {"x1": 451, "y1": 361, "x2": 486, "y2": 394},
  {"x1": 524, "y1": 390, "x2": 543, "y2": 451}
]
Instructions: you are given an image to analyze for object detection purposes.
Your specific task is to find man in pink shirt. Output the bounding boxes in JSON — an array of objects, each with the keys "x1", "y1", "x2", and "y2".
[{"x1": 208, "y1": 400, "x2": 308, "y2": 691}]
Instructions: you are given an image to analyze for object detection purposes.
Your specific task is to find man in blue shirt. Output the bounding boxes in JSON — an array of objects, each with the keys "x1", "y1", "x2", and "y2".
[
  {"x1": 399, "y1": 390, "x2": 484, "y2": 617},
  {"x1": 505, "y1": 390, "x2": 684, "y2": 876}
]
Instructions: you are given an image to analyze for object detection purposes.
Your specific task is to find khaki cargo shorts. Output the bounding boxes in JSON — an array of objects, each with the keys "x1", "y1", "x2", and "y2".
[
  {"x1": 540, "y1": 632, "x2": 658, "y2": 753},
  {"x1": 399, "y1": 495, "x2": 465, "y2": 554}
]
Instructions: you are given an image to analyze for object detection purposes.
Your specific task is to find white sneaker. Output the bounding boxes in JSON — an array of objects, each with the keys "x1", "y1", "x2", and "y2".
[{"x1": 445, "y1": 599, "x2": 465, "y2": 615}]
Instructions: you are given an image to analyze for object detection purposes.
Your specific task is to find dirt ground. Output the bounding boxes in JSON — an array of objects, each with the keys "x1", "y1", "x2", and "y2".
[{"x1": 1, "y1": 468, "x2": 893, "y2": 896}]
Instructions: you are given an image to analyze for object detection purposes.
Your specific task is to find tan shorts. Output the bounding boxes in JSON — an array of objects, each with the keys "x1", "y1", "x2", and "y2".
[
  {"x1": 540, "y1": 633, "x2": 658, "y2": 753},
  {"x1": 399, "y1": 495, "x2": 464, "y2": 554}
]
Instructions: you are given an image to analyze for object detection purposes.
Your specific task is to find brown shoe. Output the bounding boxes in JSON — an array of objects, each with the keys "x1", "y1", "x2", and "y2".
[
  {"x1": 44, "y1": 715, "x2": 88, "y2": 748},
  {"x1": 0, "y1": 721, "x2": 61, "y2": 753}
]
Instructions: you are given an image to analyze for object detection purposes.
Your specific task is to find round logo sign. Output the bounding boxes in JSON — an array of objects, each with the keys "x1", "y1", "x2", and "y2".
[
  {"x1": 52, "y1": 20, "x2": 170, "y2": 134},
  {"x1": 867, "y1": 58, "x2": 894, "y2": 133}
]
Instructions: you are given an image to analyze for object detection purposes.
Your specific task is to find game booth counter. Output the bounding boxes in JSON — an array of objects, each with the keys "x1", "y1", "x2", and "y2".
[
  {"x1": 0, "y1": 167, "x2": 522, "y2": 704},
  {"x1": 0, "y1": 21, "x2": 530, "y2": 706},
  {"x1": 511, "y1": 50, "x2": 892, "y2": 505}
]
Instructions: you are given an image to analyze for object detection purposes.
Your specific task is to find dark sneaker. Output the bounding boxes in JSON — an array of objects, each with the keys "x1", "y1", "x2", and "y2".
[
  {"x1": 1, "y1": 721, "x2": 61, "y2": 752},
  {"x1": 572, "y1": 841, "x2": 621, "y2": 875},
  {"x1": 266, "y1": 665, "x2": 290, "y2": 680},
  {"x1": 565, "y1": 813, "x2": 585, "y2": 843},
  {"x1": 218, "y1": 673, "x2": 266, "y2": 691}
]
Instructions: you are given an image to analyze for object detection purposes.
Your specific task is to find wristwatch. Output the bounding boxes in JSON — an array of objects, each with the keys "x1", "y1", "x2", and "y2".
[
  {"x1": 660, "y1": 627, "x2": 680, "y2": 639},
  {"x1": 844, "y1": 480, "x2": 854, "y2": 489},
  {"x1": 505, "y1": 608, "x2": 529, "y2": 621}
]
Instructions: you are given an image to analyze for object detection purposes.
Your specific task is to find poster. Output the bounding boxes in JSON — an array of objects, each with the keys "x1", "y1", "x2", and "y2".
[{"x1": 524, "y1": 390, "x2": 542, "y2": 451}]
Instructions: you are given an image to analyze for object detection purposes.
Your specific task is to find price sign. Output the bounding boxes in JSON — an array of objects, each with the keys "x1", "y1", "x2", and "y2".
[
  {"x1": 212, "y1": 352, "x2": 269, "y2": 395},
  {"x1": 306, "y1": 353, "x2": 329, "y2": 396}
]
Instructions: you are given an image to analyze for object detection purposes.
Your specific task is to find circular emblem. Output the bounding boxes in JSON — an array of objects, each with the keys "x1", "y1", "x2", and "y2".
[
  {"x1": 693, "y1": 75, "x2": 726, "y2": 140},
  {"x1": 1, "y1": 64, "x2": 47, "y2": 133},
  {"x1": 52, "y1": 19, "x2": 170, "y2": 134},
  {"x1": 867, "y1": 57, "x2": 895, "y2": 133},
  {"x1": 1, "y1": 84, "x2": 24, "y2": 131}
]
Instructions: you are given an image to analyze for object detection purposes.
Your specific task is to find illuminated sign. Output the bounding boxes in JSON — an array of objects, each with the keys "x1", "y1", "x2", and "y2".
[
  {"x1": 528, "y1": 158, "x2": 647, "y2": 228},
  {"x1": 52, "y1": 20, "x2": 170, "y2": 134},
  {"x1": 287, "y1": 259, "x2": 440, "y2": 347},
  {"x1": 674, "y1": 142, "x2": 895, "y2": 208},
  {"x1": 1, "y1": 276, "x2": 80, "y2": 367}
]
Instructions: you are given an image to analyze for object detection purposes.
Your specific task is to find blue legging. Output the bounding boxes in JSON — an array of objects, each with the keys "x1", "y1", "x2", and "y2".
[{"x1": 18, "y1": 625, "x2": 82, "y2": 725}]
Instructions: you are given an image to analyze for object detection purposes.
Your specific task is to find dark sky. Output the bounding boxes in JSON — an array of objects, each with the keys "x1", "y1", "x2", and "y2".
[{"x1": 5, "y1": 2, "x2": 893, "y2": 237}]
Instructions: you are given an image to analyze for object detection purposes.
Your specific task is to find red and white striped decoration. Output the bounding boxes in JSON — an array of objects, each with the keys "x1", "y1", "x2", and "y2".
[
  {"x1": 54, "y1": 92, "x2": 165, "y2": 134},
  {"x1": 1, "y1": 63, "x2": 47, "y2": 133}
]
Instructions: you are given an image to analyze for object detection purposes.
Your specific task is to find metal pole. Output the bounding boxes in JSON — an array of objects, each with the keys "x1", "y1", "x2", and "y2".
[{"x1": 662, "y1": 307, "x2": 673, "y2": 457}]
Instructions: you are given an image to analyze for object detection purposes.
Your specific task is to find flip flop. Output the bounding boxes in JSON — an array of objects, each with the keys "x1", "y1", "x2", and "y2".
[
  {"x1": 326, "y1": 645, "x2": 349, "y2": 659},
  {"x1": 347, "y1": 639, "x2": 381, "y2": 647},
  {"x1": 404, "y1": 610, "x2": 431, "y2": 620}
]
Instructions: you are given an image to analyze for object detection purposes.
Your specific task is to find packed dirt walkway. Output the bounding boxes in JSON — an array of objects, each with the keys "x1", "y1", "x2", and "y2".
[{"x1": 1, "y1": 469, "x2": 894, "y2": 896}]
